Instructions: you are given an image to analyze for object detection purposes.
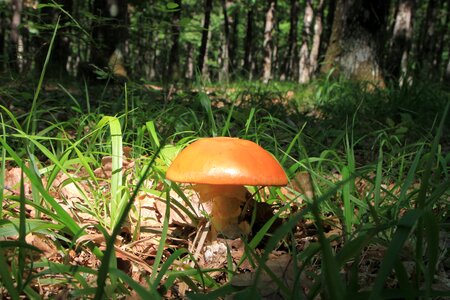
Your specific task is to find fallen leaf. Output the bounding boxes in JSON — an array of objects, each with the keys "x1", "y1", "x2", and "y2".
[
  {"x1": 231, "y1": 254, "x2": 310, "y2": 299},
  {"x1": 94, "y1": 153, "x2": 135, "y2": 179},
  {"x1": 3, "y1": 167, "x2": 31, "y2": 196},
  {"x1": 26, "y1": 233, "x2": 58, "y2": 258}
]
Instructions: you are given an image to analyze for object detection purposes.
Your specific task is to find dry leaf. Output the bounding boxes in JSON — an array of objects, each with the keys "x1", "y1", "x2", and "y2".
[
  {"x1": 231, "y1": 254, "x2": 310, "y2": 299},
  {"x1": 154, "y1": 197, "x2": 194, "y2": 226},
  {"x1": 291, "y1": 171, "x2": 314, "y2": 200},
  {"x1": 52, "y1": 173, "x2": 86, "y2": 202},
  {"x1": 3, "y1": 167, "x2": 31, "y2": 196},
  {"x1": 25, "y1": 233, "x2": 58, "y2": 258},
  {"x1": 94, "y1": 153, "x2": 135, "y2": 179}
]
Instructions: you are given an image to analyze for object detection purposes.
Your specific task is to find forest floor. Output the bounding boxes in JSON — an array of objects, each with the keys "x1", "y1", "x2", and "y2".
[{"x1": 1, "y1": 79, "x2": 450, "y2": 298}]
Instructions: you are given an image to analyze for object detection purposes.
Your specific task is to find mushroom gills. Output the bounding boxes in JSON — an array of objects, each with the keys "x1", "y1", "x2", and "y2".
[{"x1": 194, "y1": 184, "x2": 250, "y2": 239}]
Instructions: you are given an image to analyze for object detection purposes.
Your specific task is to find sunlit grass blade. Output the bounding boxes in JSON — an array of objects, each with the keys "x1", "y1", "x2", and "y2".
[
  {"x1": 105, "y1": 116, "x2": 124, "y2": 228},
  {"x1": 221, "y1": 103, "x2": 235, "y2": 136},
  {"x1": 244, "y1": 107, "x2": 255, "y2": 137},
  {"x1": 149, "y1": 190, "x2": 171, "y2": 286},
  {"x1": 146, "y1": 120, "x2": 161, "y2": 149},
  {"x1": 0, "y1": 141, "x2": 81, "y2": 235},
  {"x1": 198, "y1": 91, "x2": 217, "y2": 136},
  {"x1": 94, "y1": 143, "x2": 163, "y2": 300}
]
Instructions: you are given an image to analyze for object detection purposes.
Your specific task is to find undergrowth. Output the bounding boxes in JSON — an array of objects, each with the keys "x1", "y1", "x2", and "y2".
[{"x1": 0, "y1": 75, "x2": 449, "y2": 299}]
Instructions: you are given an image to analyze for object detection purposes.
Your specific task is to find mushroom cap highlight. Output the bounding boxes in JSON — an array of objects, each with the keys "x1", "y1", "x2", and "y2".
[{"x1": 166, "y1": 137, "x2": 288, "y2": 186}]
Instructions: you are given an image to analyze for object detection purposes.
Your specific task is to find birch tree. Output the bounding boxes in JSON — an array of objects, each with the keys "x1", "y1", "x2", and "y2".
[
  {"x1": 298, "y1": 0, "x2": 313, "y2": 83},
  {"x1": 262, "y1": 0, "x2": 276, "y2": 83}
]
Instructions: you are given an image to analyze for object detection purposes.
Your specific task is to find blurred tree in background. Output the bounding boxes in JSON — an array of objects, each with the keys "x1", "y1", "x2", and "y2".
[{"x1": 0, "y1": 0, "x2": 449, "y2": 86}]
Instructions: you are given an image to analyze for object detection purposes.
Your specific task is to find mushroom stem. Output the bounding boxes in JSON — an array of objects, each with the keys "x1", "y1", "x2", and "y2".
[{"x1": 194, "y1": 184, "x2": 250, "y2": 239}]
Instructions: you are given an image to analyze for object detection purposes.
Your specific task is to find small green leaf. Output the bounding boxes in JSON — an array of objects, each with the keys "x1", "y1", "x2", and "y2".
[
  {"x1": 180, "y1": 17, "x2": 191, "y2": 27},
  {"x1": 167, "y1": 2, "x2": 179, "y2": 9}
]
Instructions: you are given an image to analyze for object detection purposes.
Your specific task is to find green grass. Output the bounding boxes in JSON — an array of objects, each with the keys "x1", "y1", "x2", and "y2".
[{"x1": 0, "y1": 74, "x2": 449, "y2": 298}]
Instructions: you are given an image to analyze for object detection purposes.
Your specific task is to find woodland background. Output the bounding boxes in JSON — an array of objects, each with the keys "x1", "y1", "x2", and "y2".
[
  {"x1": 0, "y1": 0, "x2": 450, "y2": 299},
  {"x1": 0, "y1": 0, "x2": 449, "y2": 87}
]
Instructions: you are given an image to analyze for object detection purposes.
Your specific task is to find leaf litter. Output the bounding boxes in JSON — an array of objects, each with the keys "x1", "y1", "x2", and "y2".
[{"x1": 1, "y1": 149, "x2": 449, "y2": 298}]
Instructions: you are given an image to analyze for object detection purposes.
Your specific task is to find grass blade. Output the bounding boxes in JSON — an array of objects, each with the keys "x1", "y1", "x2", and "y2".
[
  {"x1": 26, "y1": 16, "x2": 60, "y2": 135},
  {"x1": 369, "y1": 209, "x2": 423, "y2": 300},
  {"x1": 94, "y1": 143, "x2": 163, "y2": 300}
]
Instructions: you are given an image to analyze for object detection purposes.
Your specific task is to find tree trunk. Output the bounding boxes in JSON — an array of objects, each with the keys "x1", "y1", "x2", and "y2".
[
  {"x1": 280, "y1": 0, "x2": 299, "y2": 81},
  {"x1": 434, "y1": 0, "x2": 450, "y2": 78},
  {"x1": 138, "y1": 14, "x2": 150, "y2": 78},
  {"x1": 185, "y1": 42, "x2": 194, "y2": 79},
  {"x1": 229, "y1": 3, "x2": 239, "y2": 75},
  {"x1": 219, "y1": 0, "x2": 231, "y2": 82},
  {"x1": 9, "y1": 0, "x2": 23, "y2": 73},
  {"x1": 150, "y1": 32, "x2": 158, "y2": 80},
  {"x1": 389, "y1": 0, "x2": 414, "y2": 83},
  {"x1": 321, "y1": 0, "x2": 389, "y2": 87},
  {"x1": 309, "y1": 0, "x2": 324, "y2": 77},
  {"x1": 197, "y1": 0, "x2": 213, "y2": 78},
  {"x1": 202, "y1": 28, "x2": 212, "y2": 80},
  {"x1": 242, "y1": 4, "x2": 254, "y2": 78},
  {"x1": 262, "y1": 0, "x2": 276, "y2": 84},
  {"x1": 298, "y1": 0, "x2": 314, "y2": 83},
  {"x1": 0, "y1": 4, "x2": 6, "y2": 72},
  {"x1": 167, "y1": 0, "x2": 182, "y2": 82},
  {"x1": 272, "y1": 23, "x2": 279, "y2": 77}
]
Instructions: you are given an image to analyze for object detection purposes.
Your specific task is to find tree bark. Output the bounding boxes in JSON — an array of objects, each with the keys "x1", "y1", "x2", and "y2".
[
  {"x1": 197, "y1": 0, "x2": 213, "y2": 78},
  {"x1": 0, "y1": 4, "x2": 6, "y2": 72},
  {"x1": 9, "y1": 0, "x2": 23, "y2": 73},
  {"x1": 389, "y1": 0, "x2": 414, "y2": 83},
  {"x1": 219, "y1": 0, "x2": 231, "y2": 82},
  {"x1": 280, "y1": 0, "x2": 299, "y2": 81},
  {"x1": 185, "y1": 42, "x2": 194, "y2": 79},
  {"x1": 298, "y1": 0, "x2": 314, "y2": 83},
  {"x1": 229, "y1": 3, "x2": 239, "y2": 75},
  {"x1": 242, "y1": 4, "x2": 254, "y2": 79},
  {"x1": 321, "y1": 0, "x2": 389, "y2": 87},
  {"x1": 434, "y1": 0, "x2": 450, "y2": 78},
  {"x1": 262, "y1": 0, "x2": 276, "y2": 84},
  {"x1": 167, "y1": 0, "x2": 182, "y2": 82},
  {"x1": 309, "y1": 0, "x2": 324, "y2": 77}
]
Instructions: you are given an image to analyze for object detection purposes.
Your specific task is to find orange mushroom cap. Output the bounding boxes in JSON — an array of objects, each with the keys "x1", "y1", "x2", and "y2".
[{"x1": 166, "y1": 137, "x2": 288, "y2": 186}]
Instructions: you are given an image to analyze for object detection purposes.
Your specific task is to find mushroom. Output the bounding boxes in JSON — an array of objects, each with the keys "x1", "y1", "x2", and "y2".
[{"x1": 166, "y1": 137, "x2": 288, "y2": 239}]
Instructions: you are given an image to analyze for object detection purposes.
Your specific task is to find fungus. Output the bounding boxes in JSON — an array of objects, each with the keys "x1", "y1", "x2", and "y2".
[{"x1": 166, "y1": 137, "x2": 288, "y2": 239}]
